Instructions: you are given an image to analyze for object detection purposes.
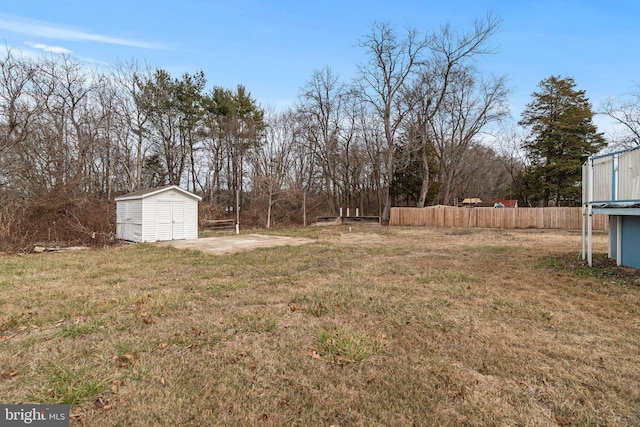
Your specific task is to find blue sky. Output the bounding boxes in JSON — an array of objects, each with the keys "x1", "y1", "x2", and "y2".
[{"x1": 0, "y1": 0, "x2": 638, "y2": 135}]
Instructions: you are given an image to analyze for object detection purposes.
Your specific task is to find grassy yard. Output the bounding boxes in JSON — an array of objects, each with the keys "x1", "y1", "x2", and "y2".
[{"x1": 1, "y1": 226, "x2": 639, "y2": 426}]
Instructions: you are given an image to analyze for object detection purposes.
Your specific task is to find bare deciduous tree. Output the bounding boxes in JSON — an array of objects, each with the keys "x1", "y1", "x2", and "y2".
[
  {"x1": 297, "y1": 67, "x2": 347, "y2": 214},
  {"x1": 602, "y1": 87, "x2": 640, "y2": 148},
  {"x1": 250, "y1": 109, "x2": 297, "y2": 227},
  {"x1": 403, "y1": 13, "x2": 506, "y2": 206},
  {"x1": 430, "y1": 70, "x2": 508, "y2": 205},
  {"x1": 111, "y1": 60, "x2": 153, "y2": 191},
  {"x1": 357, "y1": 22, "x2": 429, "y2": 222}
]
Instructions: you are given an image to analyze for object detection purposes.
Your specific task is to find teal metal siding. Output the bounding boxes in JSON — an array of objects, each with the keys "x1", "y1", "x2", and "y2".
[{"x1": 621, "y1": 216, "x2": 640, "y2": 269}]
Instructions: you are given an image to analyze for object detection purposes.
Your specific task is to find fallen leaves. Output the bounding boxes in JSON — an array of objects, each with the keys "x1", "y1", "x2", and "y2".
[
  {"x1": 555, "y1": 417, "x2": 574, "y2": 426},
  {"x1": 305, "y1": 349, "x2": 321, "y2": 359},
  {"x1": 92, "y1": 397, "x2": 115, "y2": 411},
  {"x1": 141, "y1": 311, "x2": 153, "y2": 324},
  {"x1": 1, "y1": 369, "x2": 18, "y2": 379},
  {"x1": 114, "y1": 354, "x2": 135, "y2": 368},
  {"x1": 333, "y1": 355, "x2": 350, "y2": 365},
  {"x1": 69, "y1": 412, "x2": 84, "y2": 423}
]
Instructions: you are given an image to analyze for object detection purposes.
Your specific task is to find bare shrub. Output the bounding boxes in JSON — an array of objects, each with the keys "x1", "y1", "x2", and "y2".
[
  {"x1": 0, "y1": 208, "x2": 33, "y2": 253},
  {"x1": 198, "y1": 201, "x2": 229, "y2": 222},
  {"x1": 0, "y1": 192, "x2": 116, "y2": 252}
]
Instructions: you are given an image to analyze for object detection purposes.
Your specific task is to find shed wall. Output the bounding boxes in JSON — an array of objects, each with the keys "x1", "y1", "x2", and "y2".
[
  {"x1": 143, "y1": 189, "x2": 198, "y2": 242},
  {"x1": 142, "y1": 198, "x2": 157, "y2": 242},
  {"x1": 116, "y1": 200, "x2": 144, "y2": 242},
  {"x1": 184, "y1": 199, "x2": 198, "y2": 239}
]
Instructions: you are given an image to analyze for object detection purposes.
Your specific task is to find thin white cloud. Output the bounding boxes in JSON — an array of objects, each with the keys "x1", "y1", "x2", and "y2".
[
  {"x1": 25, "y1": 41, "x2": 72, "y2": 55},
  {"x1": 0, "y1": 13, "x2": 164, "y2": 50}
]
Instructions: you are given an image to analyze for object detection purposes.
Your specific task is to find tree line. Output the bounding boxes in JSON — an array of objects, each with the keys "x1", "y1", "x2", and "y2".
[{"x1": 1, "y1": 13, "x2": 631, "y2": 249}]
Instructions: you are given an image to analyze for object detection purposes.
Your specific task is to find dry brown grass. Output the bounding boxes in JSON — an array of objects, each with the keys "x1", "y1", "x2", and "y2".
[{"x1": 1, "y1": 226, "x2": 639, "y2": 426}]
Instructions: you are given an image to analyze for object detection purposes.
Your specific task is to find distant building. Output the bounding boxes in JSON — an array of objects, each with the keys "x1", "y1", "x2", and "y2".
[
  {"x1": 460, "y1": 198, "x2": 482, "y2": 207},
  {"x1": 490, "y1": 199, "x2": 518, "y2": 208}
]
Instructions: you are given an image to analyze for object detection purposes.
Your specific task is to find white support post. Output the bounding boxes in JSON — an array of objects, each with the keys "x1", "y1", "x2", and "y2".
[
  {"x1": 346, "y1": 208, "x2": 350, "y2": 217},
  {"x1": 587, "y1": 158, "x2": 595, "y2": 267},
  {"x1": 617, "y1": 216, "x2": 622, "y2": 266},
  {"x1": 356, "y1": 208, "x2": 359, "y2": 217},
  {"x1": 587, "y1": 203, "x2": 593, "y2": 267},
  {"x1": 235, "y1": 190, "x2": 240, "y2": 235},
  {"x1": 608, "y1": 218, "x2": 613, "y2": 259},
  {"x1": 581, "y1": 204, "x2": 586, "y2": 260},
  {"x1": 339, "y1": 207, "x2": 343, "y2": 217},
  {"x1": 303, "y1": 192, "x2": 307, "y2": 227}
]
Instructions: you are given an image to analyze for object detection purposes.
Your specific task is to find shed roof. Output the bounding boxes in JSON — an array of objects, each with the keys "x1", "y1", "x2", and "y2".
[
  {"x1": 461, "y1": 198, "x2": 482, "y2": 204},
  {"x1": 114, "y1": 185, "x2": 202, "y2": 202}
]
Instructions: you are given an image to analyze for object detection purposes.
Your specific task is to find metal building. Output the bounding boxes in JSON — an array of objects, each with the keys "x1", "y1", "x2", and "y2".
[
  {"x1": 115, "y1": 185, "x2": 202, "y2": 243},
  {"x1": 582, "y1": 146, "x2": 640, "y2": 269}
]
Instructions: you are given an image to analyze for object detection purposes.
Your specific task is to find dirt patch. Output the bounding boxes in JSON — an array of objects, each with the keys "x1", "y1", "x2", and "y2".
[{"x1": 156, "y1": 233, "x2": 315, "y2": 255}]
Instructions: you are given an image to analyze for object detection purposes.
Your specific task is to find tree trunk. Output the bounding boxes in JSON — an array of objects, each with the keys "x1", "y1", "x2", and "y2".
[
  {"x1": 190, "y1": 135, "x2": 196, "y2": 193},
  {"x1": 267, "y1": 190, "x2": 272, "y2": 228},
  {"x1": 136, "y1": 126, "x2": 143, "y2": 190},
  {"x1": 416, "y1": 149, "x2": 430, "y2": 208},
  {"x1": 441, "y1": 176, "x2": 452, "y2": 206},
  {"x1": 381, "y1": 144, "x2": 393, "y2": 223}
]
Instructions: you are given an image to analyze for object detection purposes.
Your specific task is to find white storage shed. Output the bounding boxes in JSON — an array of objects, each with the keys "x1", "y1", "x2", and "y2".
[{"x1": 115, "y1": 185, "x2": 202, "y2": 243}]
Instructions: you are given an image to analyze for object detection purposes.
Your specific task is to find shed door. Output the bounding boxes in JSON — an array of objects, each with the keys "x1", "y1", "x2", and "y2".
[
  {"x1": 157, "y1": 201, "x2": 185, "y2": 241},
  {"x1": 172, "y1": 202, "x2": 185, "y2": 240}
]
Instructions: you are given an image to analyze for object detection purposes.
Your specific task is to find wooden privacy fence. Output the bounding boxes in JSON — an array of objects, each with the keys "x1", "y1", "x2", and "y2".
[{"x1": 390, "y1": 206, "x2": 608, "y2": 231}]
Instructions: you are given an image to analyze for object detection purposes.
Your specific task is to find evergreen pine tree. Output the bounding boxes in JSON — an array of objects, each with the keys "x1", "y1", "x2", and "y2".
[{"x1": 518, "y1": 76, "x2": 606, "y2": 206}]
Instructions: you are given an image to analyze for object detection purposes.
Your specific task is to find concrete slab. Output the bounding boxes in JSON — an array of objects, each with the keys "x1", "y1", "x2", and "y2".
[{"x1": 157, "y1": 234, "x2": 315, "y2": 255}]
